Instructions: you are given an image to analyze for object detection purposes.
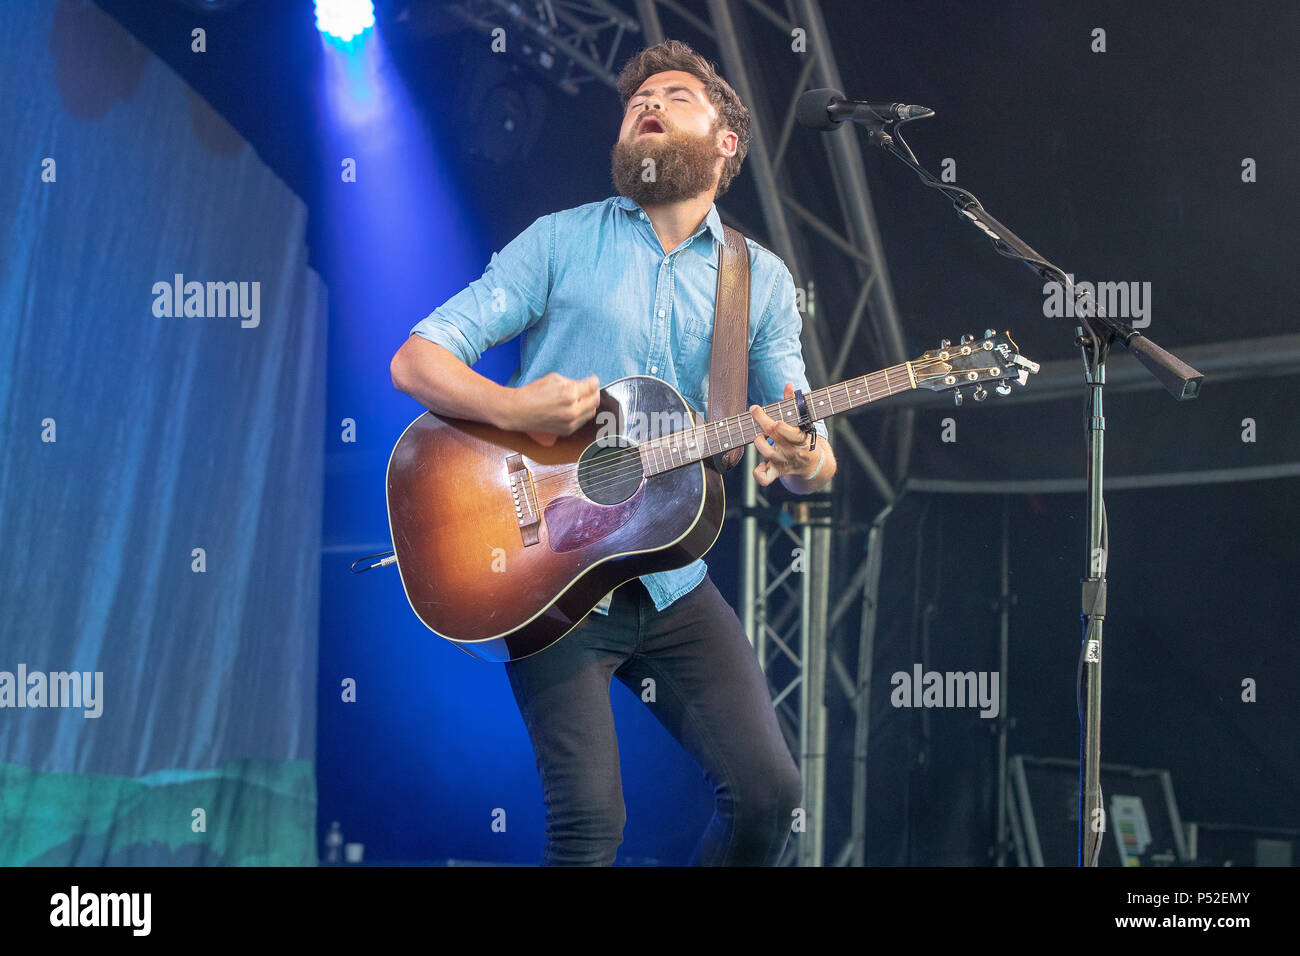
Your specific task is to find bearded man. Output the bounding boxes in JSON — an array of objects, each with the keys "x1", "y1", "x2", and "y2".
[{"x1": 390, "y1": 39, "x2": 837, "y2": 866}]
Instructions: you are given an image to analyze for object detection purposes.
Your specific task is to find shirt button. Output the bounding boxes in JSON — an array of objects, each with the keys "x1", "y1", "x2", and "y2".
[
  {"x1": 657, "y1": 309, "x2": 665, "y2": 318},
  {"x1": 662, "y1": 256, "x2": 669, "y2": 265},
  {"x1": 640, "y1": 212, "x2": 646, "y2": 220},
  {"x1": 650, "y1": 365, "x2": 658, "y2": 374}
]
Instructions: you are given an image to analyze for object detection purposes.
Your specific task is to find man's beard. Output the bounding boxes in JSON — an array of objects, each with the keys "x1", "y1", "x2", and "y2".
[{"x1": 611, "y1": 119, "x2": 720, "y2": 205}]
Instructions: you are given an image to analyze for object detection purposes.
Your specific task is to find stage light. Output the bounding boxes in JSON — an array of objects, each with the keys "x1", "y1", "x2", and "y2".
[{"x1": 314, "y1": 0, "x2": 375, "y2": 43}]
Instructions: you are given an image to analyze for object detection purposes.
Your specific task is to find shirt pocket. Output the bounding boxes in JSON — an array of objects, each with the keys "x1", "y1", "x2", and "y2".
[
  {"x1": 673, "y1": 318, "x2": 712, "y2": 415},
  {"x1": 684, "y1": 311, "x2": 714, "y2": 342}
]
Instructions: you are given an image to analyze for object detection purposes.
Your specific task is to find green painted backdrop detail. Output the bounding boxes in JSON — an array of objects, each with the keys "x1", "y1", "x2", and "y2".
[{"x1": 0, "y1": 760, "x2": 317, "y2": 866}]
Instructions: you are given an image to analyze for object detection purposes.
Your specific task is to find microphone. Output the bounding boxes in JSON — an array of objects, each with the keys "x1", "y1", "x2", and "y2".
[{"x1": 796, "y1": 88, "x2": 933, "y2": 131}]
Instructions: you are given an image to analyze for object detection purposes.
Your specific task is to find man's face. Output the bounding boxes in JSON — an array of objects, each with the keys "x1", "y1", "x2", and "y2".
[{"x1": 611, "y1": 70, "x2": 738, "y2": 206}]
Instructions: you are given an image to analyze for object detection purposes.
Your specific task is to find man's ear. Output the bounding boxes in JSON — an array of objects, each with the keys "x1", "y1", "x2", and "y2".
[{"x1": 716, "y1": 127, "x2": 738, "y2": 158}]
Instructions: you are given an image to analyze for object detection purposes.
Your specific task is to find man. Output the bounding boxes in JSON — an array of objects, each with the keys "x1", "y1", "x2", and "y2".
[{"x1": 390, "y1": 39, "x2": 838, "y2": 865}]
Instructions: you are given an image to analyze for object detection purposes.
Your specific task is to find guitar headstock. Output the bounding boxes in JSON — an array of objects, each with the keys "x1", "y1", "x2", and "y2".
[{"x1": 910, "y1": 330, "x2": 1040, "y2": 405}]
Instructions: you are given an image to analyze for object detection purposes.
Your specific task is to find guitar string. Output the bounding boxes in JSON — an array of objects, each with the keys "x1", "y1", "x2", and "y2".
[
  {"x1": 526, "y1": 367, "x2": 917, "y2": 497},
  {"x1": 526, "y1": 371, "x2": 900, "y2": 495},
  {"x1": 517, "y1": 347, "x2": 1003, "y2": 498},
  {"x1": 524, "y1": 366, "x2": 919, "y2": 500}
]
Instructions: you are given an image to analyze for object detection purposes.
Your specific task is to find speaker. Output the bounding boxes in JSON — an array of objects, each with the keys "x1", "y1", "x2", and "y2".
[
  {"x1": 1007, "y1": 755, "x2": 1188, "y2": 866},
  {"x1": 1186, "y1": 822, "x2": 1300, "y2": 867}
]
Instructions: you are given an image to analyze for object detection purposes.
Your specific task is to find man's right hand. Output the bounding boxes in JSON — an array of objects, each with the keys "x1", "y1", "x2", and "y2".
[{"x1": 509, "y1": 372, "x2": 601, "y2": 446}]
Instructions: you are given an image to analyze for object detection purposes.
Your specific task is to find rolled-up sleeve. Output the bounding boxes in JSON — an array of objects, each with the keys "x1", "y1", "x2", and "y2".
[
  {"x1": 409, "y1": 213, "x2": 554, "y2": 366},
  {"x1": 747, "y1": 261, "x2": 829, "y2": 442}
]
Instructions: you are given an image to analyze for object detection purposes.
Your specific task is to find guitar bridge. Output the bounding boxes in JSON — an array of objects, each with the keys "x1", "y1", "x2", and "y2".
[{"x1": 507, "y1": 454, "x2": 541, "y2": 547}]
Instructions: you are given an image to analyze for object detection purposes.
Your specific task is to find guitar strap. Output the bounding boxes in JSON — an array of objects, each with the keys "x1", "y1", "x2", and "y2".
[{"x1": 708, "y1": 224, "x2": 750, "y2": 472}]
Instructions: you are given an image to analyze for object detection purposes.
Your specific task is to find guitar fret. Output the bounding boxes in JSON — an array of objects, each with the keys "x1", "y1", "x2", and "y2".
[{"x1": 637, "y1": 362, "x2": 923, "y2": 475}]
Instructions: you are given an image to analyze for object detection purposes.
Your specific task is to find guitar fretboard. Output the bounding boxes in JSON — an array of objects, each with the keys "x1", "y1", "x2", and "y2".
[{"x1": 637, "y1": 362, "x2": 916, "y2": 476}]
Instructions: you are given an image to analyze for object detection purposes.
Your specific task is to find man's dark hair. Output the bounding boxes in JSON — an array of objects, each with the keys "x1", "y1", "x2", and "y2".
[{"x1": 615, "y1": 39, "x2": 751, "y2": 197}]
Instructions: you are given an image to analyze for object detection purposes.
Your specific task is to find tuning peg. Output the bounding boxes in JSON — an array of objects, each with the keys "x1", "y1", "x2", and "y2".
[
  {"x1": 960, "y1": 333, "x2": 974, "y2": 345},
  {"x1": 983, "y1": 329, "x2": 996, "y2": 339},
  {"x1": 1016, "y1": 369, "x2": 1030, "y2": 386},
  {"x1": 940, "y1": 338, "x2": 951, "y2": 349},
  {"x1": 953, "y1": 389, "x2": 963, "y2": 406},
  {"x1": 973, "y1": 385, "x2": 988, "y2": 401},
  {"x1": 996, "y1": 381, "x2": 1013, "y2": 396}
]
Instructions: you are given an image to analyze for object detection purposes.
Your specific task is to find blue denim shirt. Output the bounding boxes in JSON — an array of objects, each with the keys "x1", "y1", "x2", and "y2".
[{"x1": 409, "y1": 195, "x2": 827, "y2": 613}]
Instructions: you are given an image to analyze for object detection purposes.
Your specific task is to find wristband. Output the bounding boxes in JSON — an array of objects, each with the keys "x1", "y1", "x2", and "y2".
[{"x1": 804, "y1": 447, "x2": 826, "y2": 482}]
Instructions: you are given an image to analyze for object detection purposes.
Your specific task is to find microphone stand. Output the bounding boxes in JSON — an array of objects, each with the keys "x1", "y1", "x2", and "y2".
[{"x1": 845, "y1": 113, "x2": 1203, "y2": 866}]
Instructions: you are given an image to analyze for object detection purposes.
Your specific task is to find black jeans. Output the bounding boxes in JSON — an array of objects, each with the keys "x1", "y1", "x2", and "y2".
[{"x1": 504, "y1": 574, "x2": 802, "y2": 866}]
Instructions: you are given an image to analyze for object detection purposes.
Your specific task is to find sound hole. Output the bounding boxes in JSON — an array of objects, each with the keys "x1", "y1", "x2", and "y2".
[{"x1": 577, "y1": 437, "x2": 644, "y2": 505}]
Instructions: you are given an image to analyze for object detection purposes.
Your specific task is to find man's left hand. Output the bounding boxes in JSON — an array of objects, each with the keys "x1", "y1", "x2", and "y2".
[{"x1": 749, "y1": 382, "x2": 818, "y2": 487}]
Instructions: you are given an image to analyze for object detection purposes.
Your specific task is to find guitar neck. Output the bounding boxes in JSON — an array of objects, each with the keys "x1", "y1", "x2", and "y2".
[{"x1": 638, "y1": 361, "x2": 917, "y2": 476}]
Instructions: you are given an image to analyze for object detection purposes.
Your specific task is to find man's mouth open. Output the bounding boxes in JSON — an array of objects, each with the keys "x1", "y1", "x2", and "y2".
[{"x1": 637, "y1": 116, "x2": 666, "y2": 135}]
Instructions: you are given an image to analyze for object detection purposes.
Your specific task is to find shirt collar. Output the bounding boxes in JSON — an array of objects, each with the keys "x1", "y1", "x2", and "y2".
[{"x1": 613, "y1": 195, "x2": 726, "y2": 246}]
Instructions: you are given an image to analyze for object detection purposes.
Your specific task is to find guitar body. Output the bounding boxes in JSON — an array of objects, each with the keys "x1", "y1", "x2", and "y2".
[{"x1": 386, "y1": 375, "x2": 725, "y2": 662}]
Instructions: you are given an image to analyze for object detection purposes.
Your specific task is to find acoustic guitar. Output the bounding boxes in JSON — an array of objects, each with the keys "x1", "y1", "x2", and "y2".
[{"x1": 386, "y1": 330, "x2": 1038, "y2": 661}]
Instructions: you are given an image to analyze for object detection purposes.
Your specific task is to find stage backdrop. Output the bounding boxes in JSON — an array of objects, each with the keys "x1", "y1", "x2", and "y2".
[{"x1": 0, "y1": 2, "x2": 327, "y2": 864}]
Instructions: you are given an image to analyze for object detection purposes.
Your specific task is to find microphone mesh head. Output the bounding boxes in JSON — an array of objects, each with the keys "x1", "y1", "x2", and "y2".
[{"x1": 796, "y1": 88, "x2": 843, "y2": 131}]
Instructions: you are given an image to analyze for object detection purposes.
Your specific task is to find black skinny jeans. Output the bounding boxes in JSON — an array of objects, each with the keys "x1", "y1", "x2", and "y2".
[{"x1": 504, "y1": 574, "x2": 802, "y2": 865}]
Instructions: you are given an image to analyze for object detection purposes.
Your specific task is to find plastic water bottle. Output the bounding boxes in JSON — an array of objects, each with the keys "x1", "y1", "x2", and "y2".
[{"x1": 325, "y1": 821, "x2": 343, "y2": 864}]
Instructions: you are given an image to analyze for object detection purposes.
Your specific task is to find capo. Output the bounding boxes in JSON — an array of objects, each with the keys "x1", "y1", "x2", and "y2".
[{"x1": 793, "y1": 388, "x2": 816, "y2": 450}]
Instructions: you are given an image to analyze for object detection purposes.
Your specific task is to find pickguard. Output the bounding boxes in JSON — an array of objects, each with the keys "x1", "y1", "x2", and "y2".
[{"x1": 544, "y1": 485, "x2": 645, "y2": 553}]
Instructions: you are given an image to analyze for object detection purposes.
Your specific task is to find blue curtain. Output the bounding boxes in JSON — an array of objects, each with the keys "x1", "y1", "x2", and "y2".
[{"x1": 0, "y1": 1, "x2": 325, "y2": 865}]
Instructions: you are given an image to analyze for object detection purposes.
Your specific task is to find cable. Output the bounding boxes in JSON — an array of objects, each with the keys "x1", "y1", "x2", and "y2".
[
  {"x1": 888, "y1": 120, "x2": 1110, "y2": 372},
  {"x1": 350, "y1": 550, "x2": 396, "y2": 574},
  {"x1": 894, "y1": 113, "x2": 1116, "y2": 868}
]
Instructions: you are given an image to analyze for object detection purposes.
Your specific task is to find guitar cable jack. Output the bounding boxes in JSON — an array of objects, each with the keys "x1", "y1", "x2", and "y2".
[{"x1": 350, "y1": 550, "x2": 397, "y2": 574}]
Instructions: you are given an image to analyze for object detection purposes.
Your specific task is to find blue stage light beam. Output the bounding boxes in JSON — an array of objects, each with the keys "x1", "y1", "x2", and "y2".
[{"x1": 313, "y1": 0, "x2": 538, "y2": 865}]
